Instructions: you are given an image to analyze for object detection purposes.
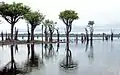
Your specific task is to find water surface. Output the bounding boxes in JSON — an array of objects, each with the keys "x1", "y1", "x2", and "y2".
[{"x1": 0, "y1": 39, "x2": 120, "y2": 75}]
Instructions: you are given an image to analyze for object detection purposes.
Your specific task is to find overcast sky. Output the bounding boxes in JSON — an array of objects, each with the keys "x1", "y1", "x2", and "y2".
[{"x1": 0, "y1": 0, "x2": 120, "y2": 33}]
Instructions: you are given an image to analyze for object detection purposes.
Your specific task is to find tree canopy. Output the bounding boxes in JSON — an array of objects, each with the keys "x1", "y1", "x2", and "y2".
[
  {"x1": 43, "y1": 19, "x2": 57, "y2": 32},
  {"x1": 0, "y1": 2, "x2": 30, "y2": 24},
  {"x1": 59, "y1": 10, "x2": 79, "y2": 26},
  {"x1": 43, "y1": 19, "x2": 56, "y2": 26},
  {"x1": 87, "y1": 21, "x2": 95, "y2": 33},
  {"x1": 42, "y1": 19, "x2": 52, "y2": 27},
  {"x1": 88, "y1": 21, "x2": 94, "y2": 25},
  {"x1": 24, "y1": 11, "x2": 44, "y2": 29}
]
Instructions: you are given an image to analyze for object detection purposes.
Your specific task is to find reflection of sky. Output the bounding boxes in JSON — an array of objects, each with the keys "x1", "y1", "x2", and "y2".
[{"x1": 0, "y1": 40, "x2": 120, "y2": 75}]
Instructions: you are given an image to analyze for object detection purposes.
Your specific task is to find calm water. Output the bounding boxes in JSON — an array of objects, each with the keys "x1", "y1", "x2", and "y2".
[{"x1": 0, "y1": 39, "x2": 120, "y2": 75}]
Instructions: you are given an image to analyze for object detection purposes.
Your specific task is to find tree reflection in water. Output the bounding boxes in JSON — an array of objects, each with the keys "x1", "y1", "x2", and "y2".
[
  {"x1": 24, "y1": 44, "x2": 44, "y2": 73},
  {"x1": 0, "y1": 45, "x2": 25, "y2": 75},
  {"x1": 44, "y1": 43, "x2": 48, "y2": 58},
  {"x1": 44, "y1": 43, "x2": 55, "y2": 59},
  {"x1": 15, "y1": 44, "x2": 18, "y2": 54},
  {"x1": 56, "y1": 43, "x2": 60, "y2": 52},
  {"x1": 27, "y1": 44, "x2": 30, "y2": 57},
  {"x1": 85, "y1": 41, "x2": 94, "y2": 63},
  {"x1": 85, "y1": 41, "x2": 89, "y2": 52}
]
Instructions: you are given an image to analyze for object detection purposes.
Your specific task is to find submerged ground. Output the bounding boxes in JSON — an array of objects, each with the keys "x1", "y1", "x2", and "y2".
[{"x1": 0, "y1": 39, "x2": 120, "y2": 75}]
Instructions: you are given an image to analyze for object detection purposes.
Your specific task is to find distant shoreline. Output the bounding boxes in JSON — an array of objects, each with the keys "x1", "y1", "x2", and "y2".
[
  {"x1": 0, "y1": 33, "x2": 120, "y2": 37},
  {"x1": 0, "y1": 40, "x2": 66, "y2": 46}
]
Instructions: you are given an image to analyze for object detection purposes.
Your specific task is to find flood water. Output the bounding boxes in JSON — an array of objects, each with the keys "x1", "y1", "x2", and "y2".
[{"x1": 0, "y1": 39, "x2": 120, "y2": 75}]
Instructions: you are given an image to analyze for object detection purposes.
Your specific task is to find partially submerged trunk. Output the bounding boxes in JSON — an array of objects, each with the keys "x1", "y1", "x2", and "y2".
[
  {"x1": 31, "y1": 25, "x2": 36, "y2": 42},
  {"x1": 76, "y1": 34, "x2": 78, "y2": 44},
  {"x1": 14, "y1": 28, "x2": 18, "y2": 40},
  {"x1": 1, "y1": 31, "x2": 4, "y2": 41},
  {"x1": 102, "y1": 33, "x2": 105, "y2": 41},
  {"x1": 44, "y1": 28, "x2": 48, "y2": 42},
  {"x1": 66, "y1": 26, "x2": 70, "y2": 67},
  {"x1": 49, "y1": 29, "x2": 53, "y2": 43},
  {"x1": 11, "y1": 23, "x2": 15, "y2": 40},
  {"x1": 5, "y1": 32, "x2": 8, "y2": 40},
  {"x1": 42, "y1": 25, "x2": 43, "y2": 59},
  {"x1": 27, "y1": 25, "x2": 30, "y2": 43},
  {"x1": 56, "y1": 29, "x2": 59, "y2": 42},
  {"x1": 90, "y1": 32, "x2": 93, "y2": 43},
  {"x1": 111, "y1": 32, "x2": 113, "y2": 41},
  {"x1": 31, "y1": 28, "x2": 34, "y2": 41}
]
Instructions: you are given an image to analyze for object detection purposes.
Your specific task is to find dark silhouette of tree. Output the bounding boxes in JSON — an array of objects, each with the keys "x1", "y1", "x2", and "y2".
[
  {"x1": 55, "y1": 27, "x2": 59, "y2": 43},
  {"x1": 44, "y1": 44, "x2": 48, "y2": 58},
  {"x1": 0, "y1": 2, "x2": 30, "y2": 40},
  {"x1": 14, "y1": 27, "x2": 18, "y2": 41},
  {"x1": 75, "y1": 34, "x2": 78, "y2": 44},
  {"x1": 85, "y1": 28, "x2": 89, "y2": 43},
  {"x1": 41, "y1": 25, "x2": 44, "y2": 59},
  {"x1": 87, "y1": 21, "x2": 94, "y2": 43},
  {"x1": 1, "y1": 31, "x2": 4, "y2": 42},
  {"x1": 27, "y1": 23, "x2": 30, "y2": 43},
  {"x1": 56, "y1": 43, "x2": 60, "y2": 52},
  {"x1": 102, "y1": 33, "x2": 105, "y2": 41},
  {"x1": 42, "y1": 19, "x2": 50, "y2": 43},
  {"x1": 88, "y1": 40, "x2": 94, "y2": 63},
  {"x1": 15, "y1": 44, "x2": 18, "y2": 54},
  {"x1": 55, "y1": 28, "x2": 60, "y2": 52},
  {"x1": 111, "y1": 29, "x2": 113, "y2": 41},
  {"x1": 59, "y1": 10, "x2": 79, "y2": 68},
  {"x1": 24, "y1": 44, "x2": 44, "y2": 73},
  {"x1": 0, "y1": 45, "x2": 26, "y2": 75},
  {"x1": 5, "y1": 31, "x2": 8, "y2": 40},
  {"x1": 48, "y1": 20, "x2": 56, "y2": 43},
  {"x1": 27, "y1": 44, "x2": 30, "y2": 57},
  {"x1": 24, "y1": 11, "x2": 44, "y2": 42}
]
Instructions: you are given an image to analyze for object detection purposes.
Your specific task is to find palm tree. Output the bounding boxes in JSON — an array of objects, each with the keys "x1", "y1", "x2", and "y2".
[
  {"x1": 42, "y1": 19, "x2": 56, "y2": 43},
  {"x1": 0, "y1": 2, "x2": 30, "y2": 40},
  {"x1": 87, "y1": 21, "x2": 94, "y2": 43},
  {"x1": 59, "y1": 10, "x2": 79, "y2": 68},
  {"x1": 0, "y1": 2, "x2": 30, "y2": 71},
  {"x1": 42, "y1": 19, "x2": 50, "y2": 42},
  {"x1": 48, "y1": 21, "x2": 57, "y2": 43},
  {"x1": 24, "y1": 11, "x2": 44, "y2": 42}
]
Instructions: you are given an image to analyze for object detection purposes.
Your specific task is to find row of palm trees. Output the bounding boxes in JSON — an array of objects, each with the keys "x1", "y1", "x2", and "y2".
[
  {"x1": 0, "y1": 2, "x2": 58, "y2": 43},
  {"x1": 0, "y1": 2, "x2": 95, "y2": 69}
]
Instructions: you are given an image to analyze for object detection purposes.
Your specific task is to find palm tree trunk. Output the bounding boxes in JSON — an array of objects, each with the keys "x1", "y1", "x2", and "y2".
[
  {"x1": 86, "y1": 34, "x2": 89, "y2": 43},
  {"x1": 31, "y1": 27, "x2": 34, "y2": 41},
  {"x1": 90, "y1": 32, "x2": 93, "y2": 43},
  {"x1": 42, "y1": 25, "x2": 43, "y2": 59},
  {"x1": 1, "y1": 32, "x2": 4, "y2": 41},
  {"x1": 66, "y1": 26, "x2": 69, "y2": 67},
  {"x1": 45, "y1": 28, "x2": 48, "y2": 42},
  {"x1": 103, "y1": 33, "x2": 105, "y2": 41},
  {"x1": 11, "y1": 24, "x2": 14, "y2": 40},
  {"x1": 57, "y1": 30, "x2": 59, "y2": 42},
  {"x1": 49, "y1": 30, "x2": 53, "y2": 43},
  {"x1": 10, "y1": 23, "x2": 15, "y2": 70},
  {"x1": 27, "y1": 25, "x2": 30, "y2": 43},
  {"x1": 111, "y1": 33, "x2": 113, "y2": 41}
]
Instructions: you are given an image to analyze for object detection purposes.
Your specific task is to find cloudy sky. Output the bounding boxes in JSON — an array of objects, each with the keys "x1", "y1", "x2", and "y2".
[{"x1": 0, "y1": 0, "x2": 120, "y2": 33}]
